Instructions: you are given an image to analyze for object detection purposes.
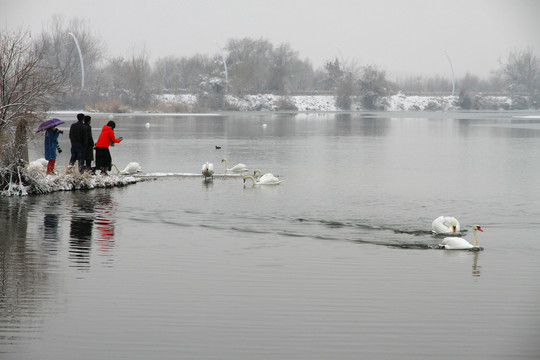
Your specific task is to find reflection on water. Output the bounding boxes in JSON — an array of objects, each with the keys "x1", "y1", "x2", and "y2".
[
  {"x1": 39, "y1": 197, "x2": 64, "y2": 256},
  {"x1": 95, "y1": 193, "x2": 116, "y2": 265},
  {"x1": 43, "y1": 214, "x2": 59, "y2": 240},
  {"x1": 472, "y1": 252, "x2": 481, "y2": 277},
  {"x1": 0, "y1": 198, "x2": 52, "y2": 350},
  {"x1": 66, "y1": 191, "x2": 117, "y2": 269},
  {"x1": 42, "y1": 213, "x2": 59, "y2": 257},
  {"x1": 69, "y1": 194, "x2": 94, "y2": 269}
]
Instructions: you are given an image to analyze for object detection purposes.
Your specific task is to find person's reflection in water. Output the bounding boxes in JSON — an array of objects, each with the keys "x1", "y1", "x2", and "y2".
[
  {"x1": 42, "y1": 213, "x2": 59, "y2": 254},
  {"x1": 95, "y1": 194, "x2": 116, "y2": 266},
  {"x1": 69, "y1": 194, "x2": 95, "y2": 270}
]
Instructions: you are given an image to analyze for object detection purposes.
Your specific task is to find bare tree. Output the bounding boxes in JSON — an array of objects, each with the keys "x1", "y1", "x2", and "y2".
[
  {"x1": 268, "y1": 43, "x2": 298, "y2": 94},
  {"x1": 152, "y1": 56, "x2": 184, "y2": 94},
  {"x1": 98, "y1": 48, "x2": 153, "y2": 109},
  {"x1": 499, "y1": 48, "x2": 540, "y2": 97},
  {"x1": 324, "y1": 58, "x2": 344, "y2": 91},
  {"x1": 36, "y1": 15, "x2": 104, "y2": 107},
  {"x1": 182, "y1": 54, "x2": 220, "y2": 92},
  {"x1": 358, "y1": 65, "x2": 393, "y2": 110},
  {"x1": 335, "y1": 71, "x2": 356, "y2": 110},
  {"x1": 226, "y1": 38, "x2": 273, "y2": 95},
  {"x1": 1, "y1": 29, "x2": 65, "y2": 168},
  {"x1": 287, "y1": 58, "x2": 316, "y2": 92},
  {"x1": 125, "y1": 47, "x2": 152, "y2": 107}
]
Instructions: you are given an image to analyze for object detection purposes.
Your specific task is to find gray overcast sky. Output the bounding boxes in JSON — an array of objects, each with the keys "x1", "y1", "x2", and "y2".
[{"x1": 3, "y1": 0, "x2": 540, "y2": 79}]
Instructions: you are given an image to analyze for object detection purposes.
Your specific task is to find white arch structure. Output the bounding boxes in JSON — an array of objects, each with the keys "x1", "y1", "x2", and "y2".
[
  {"x1": 68, "y1": 32, "x2": 85, "y2": 92},
  {"x1": 443, "y1": 50, "x2": 455, "y2": 96}
]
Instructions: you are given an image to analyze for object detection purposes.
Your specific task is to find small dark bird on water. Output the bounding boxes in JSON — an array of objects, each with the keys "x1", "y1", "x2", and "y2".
[{"x1": 215, "y1": 146, "x2": 221, "y2": 149}]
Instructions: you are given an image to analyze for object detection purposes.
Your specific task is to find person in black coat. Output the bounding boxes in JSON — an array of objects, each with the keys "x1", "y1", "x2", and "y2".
[
  {"x1": 83, "y1": 115, "x2": 94, "y2": 170},
  {"x1": 69, "y1": 113, "x2": 88, "y2": 172}
]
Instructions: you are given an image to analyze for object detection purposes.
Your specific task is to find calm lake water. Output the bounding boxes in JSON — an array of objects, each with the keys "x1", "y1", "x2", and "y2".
[{"x1": 1, "y1": 110, "x2": 540, "y2": 359}]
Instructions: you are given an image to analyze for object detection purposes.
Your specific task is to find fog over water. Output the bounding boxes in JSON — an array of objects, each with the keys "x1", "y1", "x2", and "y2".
[{"x1": 3, "y1": 0, "x2": 540, "y2": 77}]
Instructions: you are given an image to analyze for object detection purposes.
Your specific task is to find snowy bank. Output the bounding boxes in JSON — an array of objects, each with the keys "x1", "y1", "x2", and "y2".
[
  {"x1": 1, "y1": 166, "x2": 139, "y2": 196},
  {"x1": 155, "y1": 93, "x2": 517, "y2": 112}
]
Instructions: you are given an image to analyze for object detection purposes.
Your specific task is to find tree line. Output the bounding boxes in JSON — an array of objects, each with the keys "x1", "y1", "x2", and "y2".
[{"x1": 23, "y1": 16, "x2": 540, "y2": 112}]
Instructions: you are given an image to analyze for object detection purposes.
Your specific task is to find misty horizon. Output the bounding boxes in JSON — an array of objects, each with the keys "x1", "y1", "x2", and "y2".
[{"x1": 3, "y1": 0, "x2": 540, "y2": 79}]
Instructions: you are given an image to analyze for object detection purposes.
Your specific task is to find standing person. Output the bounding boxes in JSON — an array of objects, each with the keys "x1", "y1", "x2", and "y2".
[
  {"x1": 44, "y1": 126, "x2": 62, "y2": 174},
  {"x1": 95, "y1": 120, "x2": 123, "y2": 174},
  {"x1": 69, "y1": 113, "x2": 88, "y2": 172},
  {"x1": 83, "y1": 115, "x2": 94, "y2": 171}
]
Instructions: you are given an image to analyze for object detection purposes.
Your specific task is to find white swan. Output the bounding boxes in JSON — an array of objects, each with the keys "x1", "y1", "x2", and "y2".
[
  {"x1": 432, "y1": 216, "x2": 460, "y2": 234},
  {"x1": 243, "y1": 175, "x2": 281, "y2": 186},
  {"x1": 222, "y1": 158, "x2": 248, "y2": 173},
  {"x1": 202, "y1": 161, "x2": 214, "y2": 180},
  {"x1": 121, "y1": 162, "x2": 141, "y2": 174},
  {"x1": 111, "y1": 162, "x2": 141, "y2": 174},
  {"x1": 253, "y1": 169, "x2": 280, "y2": 183},
  {"x1": 439, "y1": 225, "x2": 484, "y2": 250},
  {"x1": 27, "y1": 158, "x2": 48, "y2": 171}
]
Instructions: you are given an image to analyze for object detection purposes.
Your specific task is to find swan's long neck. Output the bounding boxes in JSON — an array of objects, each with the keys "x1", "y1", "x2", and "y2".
[
  {"x1": 253, "y1": 169, "x2": 261, "y2": 180},
  {"x1": 222, "y1": 159, "x2": 229, "y2": 170},
  {"x1": 473, "y1": 228, "x2": 479, "y2": 247},
  {"x1": 243, "y1": 175, "x2": 256, "y2": 185}
]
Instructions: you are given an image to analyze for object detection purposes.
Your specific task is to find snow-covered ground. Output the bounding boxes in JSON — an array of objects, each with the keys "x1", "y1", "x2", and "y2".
[
  {"x1": 1, "y1": 164, "x2": 139, "y2": 196},
  {"x1": 156, "y1": 93, "x2": 516, "y2": 112}
]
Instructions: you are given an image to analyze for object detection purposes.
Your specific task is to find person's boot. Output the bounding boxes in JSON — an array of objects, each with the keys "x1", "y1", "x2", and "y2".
[{"x1": 46, "y1": 159, "x2": 56, "y2": 174}]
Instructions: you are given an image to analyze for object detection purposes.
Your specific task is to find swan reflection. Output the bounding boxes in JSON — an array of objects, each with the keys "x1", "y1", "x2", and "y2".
[{"x1": 472, "y1": 252, "x2": 481, "y2": 277}]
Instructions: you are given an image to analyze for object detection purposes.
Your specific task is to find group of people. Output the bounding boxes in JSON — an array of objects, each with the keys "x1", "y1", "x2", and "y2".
[{"x1": 44, "y1": 113, "x2": 123, "y2": 175}]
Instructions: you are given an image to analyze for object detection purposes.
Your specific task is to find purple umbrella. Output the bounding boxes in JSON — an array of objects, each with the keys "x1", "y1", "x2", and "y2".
[{"x1": 36, "y1": 118, "x2": 64, "y2": 133}]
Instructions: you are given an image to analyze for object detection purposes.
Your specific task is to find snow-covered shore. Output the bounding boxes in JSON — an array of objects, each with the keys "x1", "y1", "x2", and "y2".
[
  {"x1": 1, "y1": 167, "x2": 139, "y2": 196},
  {"x1": 156, "y1": 93, "x2": 516, "y2": 112}
]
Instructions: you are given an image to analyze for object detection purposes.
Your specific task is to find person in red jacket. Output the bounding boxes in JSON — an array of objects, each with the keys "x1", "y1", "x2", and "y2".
[{"x1": 94, "y1": 121, "x2": 123, "y2": 174}]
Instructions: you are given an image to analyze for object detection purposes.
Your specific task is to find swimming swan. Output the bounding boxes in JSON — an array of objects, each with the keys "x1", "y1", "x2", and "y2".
[
  {"x1": 243, "y1": 175, "x2": 281, "y2": 186},
  {"x1": 222, "y1": 158, "x2": 248, "y2": 173},
  {"x1": 253, "y1": 169, "x2": 280, "y2": 183},
  {"x1": 202, "y1": 161, "x2": 214, "y2": 180},
  {"x1": 432, "y1": 216, "x2": 460, "y2": 234},
  {"x1": 439, "y1": 225, "x2": 484, "y2": 250}
]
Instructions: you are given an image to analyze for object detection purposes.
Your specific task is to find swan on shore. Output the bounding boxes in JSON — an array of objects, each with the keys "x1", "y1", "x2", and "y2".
[
  {"x1": 121, "y1": 162, "x2": 141, "y2": 174},
  {"x1": 432, "y1": 216, "x2": 460, "y2": 234},
  {"x1": 253, "y1": 169, "x2": 280, "y2": 183},
  {"x1": 202, "y1": 161, "x2": 214, "y2": 181},
  {"x1": 222, "y1": 158, "x2": 248, "y2": 173},
  {"x1": 243, "y1": 174, "x2": 281, "y2": 186},
  {"x1": 112, "y1": 162, "x2": 141, "y2": 175},
  {"x1": 439, "y1": 225, "x2": 484, "y2": 250},
  {"x1": 28, "y1": 158, "x2": 48, "y2": 171}
]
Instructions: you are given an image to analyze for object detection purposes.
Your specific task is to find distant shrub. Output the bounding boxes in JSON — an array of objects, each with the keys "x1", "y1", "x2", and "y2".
[
  {"x1": 425, "y1": 100, "x2": 443, "y2": 111},
  {"x1": 510, "y1": 96, "x2": 530, "y2": 110},
  {"x1": 91, "y1": 98, "x2": 129, "y2": 113},
  {"x1": 275, "y1": 96, "x2": 298, "y2": 111},
  {"x1": 458, "y1": 89, "x2": 473, "y2": 110},
  {"x1": 358, "y1": 65, "x2": 392, "y2": 110},
  {"x1": 150, "y1": 101, "x2": 193, "y2": 113}
]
